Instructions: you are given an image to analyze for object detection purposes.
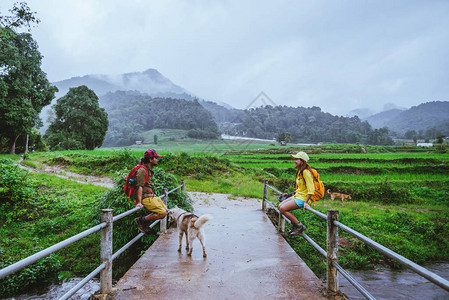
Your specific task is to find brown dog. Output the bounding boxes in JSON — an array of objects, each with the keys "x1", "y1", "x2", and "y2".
[{"x1": 327, "y1": 189, "x2": 352, "y2": 206}]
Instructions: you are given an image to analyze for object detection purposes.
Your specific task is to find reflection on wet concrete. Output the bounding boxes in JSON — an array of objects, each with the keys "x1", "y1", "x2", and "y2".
[{"x1": 112, "y1": 193, "x2": 326, "y2": 299}]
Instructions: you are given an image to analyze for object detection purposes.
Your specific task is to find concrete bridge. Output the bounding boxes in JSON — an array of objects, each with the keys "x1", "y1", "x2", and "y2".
[{"x1": 111, "y1": 192, "x2": 327, "y2": 299}]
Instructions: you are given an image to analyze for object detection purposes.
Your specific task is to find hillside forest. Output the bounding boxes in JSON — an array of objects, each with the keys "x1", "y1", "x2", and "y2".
[
  {"x1": 99, "y1": 91, "x2": 220, "y2": 147},
  {"x1": 97, "y1": 91, "x2": 397, "y2": 147}
]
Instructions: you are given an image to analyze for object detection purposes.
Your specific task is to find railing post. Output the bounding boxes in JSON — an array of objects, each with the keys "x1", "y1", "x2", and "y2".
[
  {"x1": 100, "y1": 209, "x2": 113, "y2": 295},
  {"x1": 262, "y1": 180, "x2": 268, "y2": 211},
  {"x1": 180, "y1": 179, "x2": 185, "y2": 192},
  {"x1": 327, "y1": 209, "x2": 339, "y2": 293},
  {"x1": 160, "y1": 188, "x2": 168, "y2": 233},
  {"x1": 278, "y1": 210, "x2": 285, "y2": 233}
]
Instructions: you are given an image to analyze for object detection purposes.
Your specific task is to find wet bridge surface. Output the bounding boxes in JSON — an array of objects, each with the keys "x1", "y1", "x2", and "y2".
[{"x1": 111, "y1": 192, "x2": 327, "y2": 299}]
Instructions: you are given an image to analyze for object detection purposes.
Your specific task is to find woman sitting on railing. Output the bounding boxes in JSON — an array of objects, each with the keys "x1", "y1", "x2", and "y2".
[{"x1": 278, "y1": 151, "x2": 313, "y2": 236}]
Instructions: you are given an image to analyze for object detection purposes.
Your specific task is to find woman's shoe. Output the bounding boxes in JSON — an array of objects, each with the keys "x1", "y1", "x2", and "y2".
[{"x1": 289, "y1": 222, "x2": 306, "y2": 236}]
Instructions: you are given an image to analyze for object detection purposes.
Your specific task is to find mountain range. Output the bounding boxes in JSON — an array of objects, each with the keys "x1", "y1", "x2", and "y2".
[
  {"x1": 43, "y1": 68, "x2": 449, "y2": 137},
  {"x1": 52, "y1": 68, "x2": 195, "y2": 100},
  {"x1": 363, "y1": 102, "x2": 449, "y2": 134}
]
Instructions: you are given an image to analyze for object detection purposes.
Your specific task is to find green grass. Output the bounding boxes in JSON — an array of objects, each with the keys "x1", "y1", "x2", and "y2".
[
  {"x1": 0, "y1": 154, "x2": 23, "y2": 162},
  {"x1": 203, "y1": 144, "x2": 449, "y2": 277},
  {"x1": 0, "y1": 151, "x2": 191, "y2": 297},
  {"x1": 2, "y1": 143, "x2": 449, "y2": 290},
  {"x1": 185, "y1": 171, "x2": 264, "y2": 198},
  {"x1": 0, "y1": 172, "x2": 108, "y2": 296}
]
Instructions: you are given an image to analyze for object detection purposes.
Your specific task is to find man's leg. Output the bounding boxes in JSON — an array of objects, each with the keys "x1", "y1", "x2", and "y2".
[
  {"x1": 141, "y1": 196, "x2": 168, "y2": 232},
  {"x1": 144, "y1": 212, "x2": 166, "y2": 222}
]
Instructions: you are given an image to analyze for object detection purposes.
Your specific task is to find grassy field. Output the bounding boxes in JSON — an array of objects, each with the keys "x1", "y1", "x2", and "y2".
[
  {"x1": 107, "y1": 129, "x2": 282, "y2": 154},
  {"x1": 221, "y1": 145, "x2": 449, "y2": 278},
  {"x1": 1, "y1": 141, "x2": 448, "y2": 294}
]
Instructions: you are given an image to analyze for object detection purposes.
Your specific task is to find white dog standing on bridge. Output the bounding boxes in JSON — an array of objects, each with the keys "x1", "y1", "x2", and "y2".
[{"x1": 168, "y1": 206, "x2": 212, "y2": 257}]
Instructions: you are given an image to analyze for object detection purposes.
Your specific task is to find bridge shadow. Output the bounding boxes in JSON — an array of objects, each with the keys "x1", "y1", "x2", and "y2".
[{"x1": 111, "y1": 193, "x2": 326, "y2": 299}]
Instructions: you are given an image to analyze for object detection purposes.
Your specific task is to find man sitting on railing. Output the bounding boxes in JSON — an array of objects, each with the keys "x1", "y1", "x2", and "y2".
[
  {"x1": 278, "y1": 151, "x2": 312, "y2": 236},
  {"x1": 134, "y1": 149, "x2": 168, "y2": 233}
]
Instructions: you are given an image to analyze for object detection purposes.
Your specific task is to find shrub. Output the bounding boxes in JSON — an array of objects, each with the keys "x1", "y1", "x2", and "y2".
[
  {"x1": 0, "y1": 254, "x2": 61, "y2": 297},
  {"x1": 0, "y1": 160, "x2": 40, "y2": 223}
]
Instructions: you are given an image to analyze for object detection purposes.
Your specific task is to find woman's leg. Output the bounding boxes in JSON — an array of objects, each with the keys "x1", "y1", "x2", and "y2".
[{"x1": 279, "y1": 198, "x2": 300, "y2": 225}]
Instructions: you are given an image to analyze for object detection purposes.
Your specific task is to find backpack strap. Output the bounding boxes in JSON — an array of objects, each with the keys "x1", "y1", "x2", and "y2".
[
  {"x1": 135, "y1": 165, "x2": 155, "y2": 200},
  {"x1": 297, "y1": 168, "x2": 310, "y2": 187},
  {"x1": 140, "y1": 165, "x2": 149, "y2": 183}
]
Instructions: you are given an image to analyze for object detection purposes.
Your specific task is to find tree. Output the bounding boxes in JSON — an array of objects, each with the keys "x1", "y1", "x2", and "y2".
[
  {"x1": 277, "y1": 132, "x2": 292, "y2": 145},
  {"x1": 367, "y1": 127, "x2": 394, "y2": 146},
  {"x1": 405, "y1": 130, "x2": 417, "y2": 140},
  {"x1": 0, "y1": 3, "x2": 56, "y2": 154},
  {"x1": 45, "y1": 86, "x2": 109, "y2": 150},
  {"x1": 0, "y1": 2, "x2": 40, "y2": 38}
]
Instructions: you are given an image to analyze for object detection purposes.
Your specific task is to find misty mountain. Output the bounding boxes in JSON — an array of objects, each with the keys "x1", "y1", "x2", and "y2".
[
  {"x1": 348, "y1": 103, "x2": 407, "y2": 119},
  {"x1": 199, "y1": 100, "x2": 242, "y2": 123},
  {"x1": 364, "y1": 109, "x2": 404, "y2": 129},
  {"x1": 347, "y1": 108, "x2": 375, "y2": 119},
  {"x1": 364, "y1": 101, "x2": 449, "y2": 134},
  {"x1": 382, "y1": 103, "x2": 407, "y2": 111},
  {"x1": 385, "y1": 101, "x2": 449, "y2": 133},
  {"x1": 52, "y1": 68, "x2": 194, "y2": 100},
  {"x1": 40, "y1": 68, "x2": 212, "y2": 133},
  {"x1": 100, "y1": 91, "x2": 220, "y2": 146}
]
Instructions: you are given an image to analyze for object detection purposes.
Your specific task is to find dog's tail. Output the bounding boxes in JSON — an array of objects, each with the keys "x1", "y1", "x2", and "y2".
[
  {"x1": 327, "y1": 189, "x2": 331, "y2": 194},
  {"x1": 194, "y1": 214, "x2": 212, "y2": 228}
]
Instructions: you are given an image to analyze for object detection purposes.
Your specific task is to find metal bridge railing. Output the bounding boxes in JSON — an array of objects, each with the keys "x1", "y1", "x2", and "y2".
[
  {"x1": 262, "y1": 180, "x2": 449, "y2": 300},
  {"x1": 0, "y1": 179, "x2": 186, "y2": 299}
]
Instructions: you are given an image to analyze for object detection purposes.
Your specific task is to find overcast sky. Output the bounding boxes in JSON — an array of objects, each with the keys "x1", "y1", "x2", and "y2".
[{"x1": 2, "y1": 0, "x2": 449, "y2": 115}]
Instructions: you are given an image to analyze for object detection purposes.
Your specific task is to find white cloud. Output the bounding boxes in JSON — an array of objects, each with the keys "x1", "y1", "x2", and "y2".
[{"x1": 1, "y1": 0, "x2": 449, "y2": 115}]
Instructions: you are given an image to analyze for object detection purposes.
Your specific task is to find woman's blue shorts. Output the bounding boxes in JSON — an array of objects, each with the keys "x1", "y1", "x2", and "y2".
[{"x1": 294, "y1": 197, "x2": 306, "y2": 208}]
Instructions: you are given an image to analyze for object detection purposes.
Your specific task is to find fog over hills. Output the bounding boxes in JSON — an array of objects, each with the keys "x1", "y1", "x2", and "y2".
[
  {"x1": 41, "y1": 68, "x2": 449, "y2": 138},
  {"x1": 363, "y1": 101, "x2": 449, "y2": 134},
  {"x1": 364, "y1": 109, "x2": 405, "y2": 129},
  {"x1": 40, "y1": 68, "x2": 198, "y2": 132},
  {"x1": 52, "y1": 68, "x2": 193, "y2": 99}
]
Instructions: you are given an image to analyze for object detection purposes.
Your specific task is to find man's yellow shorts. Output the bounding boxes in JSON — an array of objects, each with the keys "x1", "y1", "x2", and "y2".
[{"x1": 142, "y1": 196, "x2": 167, "y2": 214}]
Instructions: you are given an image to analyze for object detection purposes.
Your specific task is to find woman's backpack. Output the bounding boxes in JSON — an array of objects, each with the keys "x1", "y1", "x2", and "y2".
[
  {"x1": 123, "y1": 164, "x2": 148, "y2": 205},
  {"x1": 298, "y1": 168, "x2": 325, "y2": 204}
]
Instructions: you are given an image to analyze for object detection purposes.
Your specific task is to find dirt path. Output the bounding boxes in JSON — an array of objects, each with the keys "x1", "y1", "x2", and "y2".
[
  {"x1": 17, "y1": 159, "x2": 114, "y2": 188},
  {"x1": 188, "y1": 191, "x2": 261, "y2": 210}
]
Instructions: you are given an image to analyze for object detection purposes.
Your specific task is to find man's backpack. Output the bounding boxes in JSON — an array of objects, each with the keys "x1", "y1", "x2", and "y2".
[
  {"x1": 123, "y1": 164, "x2": 148, "y2": 205},
  {"x1": 298, "y1": 168, "x2": 325, "y2": 204}
]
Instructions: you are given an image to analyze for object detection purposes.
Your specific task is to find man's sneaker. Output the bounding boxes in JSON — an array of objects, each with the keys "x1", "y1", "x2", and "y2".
[
  {"x1": 289, "y1": 223, "x2": 306, "y2": 236},
  {"x1": 134, "y1": 217, "x2": 146, "y2": 233}
]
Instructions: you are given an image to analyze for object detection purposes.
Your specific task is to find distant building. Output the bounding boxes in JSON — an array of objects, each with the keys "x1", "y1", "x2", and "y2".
[
  {"x1": 136, "y1": 141, "x2": 142, "y2": 145},
  {"x1": 417, "y1": 143, "x2": 433, "y2": 147}
]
